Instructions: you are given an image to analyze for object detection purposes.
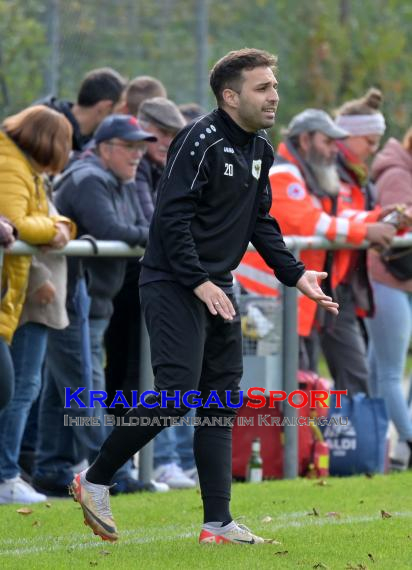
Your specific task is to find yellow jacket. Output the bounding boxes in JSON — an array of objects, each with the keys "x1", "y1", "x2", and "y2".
[{"x1": 0, "y1": 131, "x2": 75, "y2": 343}]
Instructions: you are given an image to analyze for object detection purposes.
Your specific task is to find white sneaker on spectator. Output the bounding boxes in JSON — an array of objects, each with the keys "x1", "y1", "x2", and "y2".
[
  {"x1": 0, "y1": 476, "x2": 47, "y2": 504},
  {"x1": 147, "y1": 479, "x2": 170, "y2": 493},
  {"x1": 183, "y1": 467, "x2": 199, "y2": 484},
  {"x1": 154, "y1": 463, "x2": 196, "y2": 489}
]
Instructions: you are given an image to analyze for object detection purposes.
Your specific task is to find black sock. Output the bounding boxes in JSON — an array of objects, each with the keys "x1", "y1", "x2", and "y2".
[
  {"x1": 85, "y1": 406, "x2": 170, "y2": 485},
  {"x1": 194, "y1": 423, "x2": 233, "y2": 523}
]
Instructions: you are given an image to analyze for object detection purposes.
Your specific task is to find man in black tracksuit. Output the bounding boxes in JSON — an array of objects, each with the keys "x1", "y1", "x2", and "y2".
[{"x1": 72, "y1": 49, "x2": 339, "y2": 545}]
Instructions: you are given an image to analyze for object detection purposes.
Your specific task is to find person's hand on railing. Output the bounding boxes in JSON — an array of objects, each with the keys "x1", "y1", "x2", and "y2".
[
  {"x1": 378, "y1": 204, "x2": 405, "y2": 221},
  {"x1": 0, "y1": 219, "x2": 16, "y2": 249},
  {"x1": 296, "y1": 270, "x2": 339, "y2": 315},
  {"x1": 366, "y1": 222, "x2": 396, "y2": 248},
  {"x1": 397, "y1": 206, "x2": 412, "y2": 230},
  {"x1": 42, "y1": 222, "x2": 72, "y2": 251},
  {"x1": 378, "y1": 204, "x2": 412, "y2": 230}
]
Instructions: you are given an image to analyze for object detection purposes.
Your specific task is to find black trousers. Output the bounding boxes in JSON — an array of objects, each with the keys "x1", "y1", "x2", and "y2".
[
  {"x1": 319, "y1": 284, "x2": 369, "y2": 396},
  {"x1": 90, "y1": 280, "x2": 242, "y2": 515}
]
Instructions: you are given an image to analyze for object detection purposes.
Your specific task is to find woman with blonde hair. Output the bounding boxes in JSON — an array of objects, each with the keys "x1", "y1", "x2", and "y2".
[{"x1": 0, "y1": 105, "x2": 75, "y2": 503}]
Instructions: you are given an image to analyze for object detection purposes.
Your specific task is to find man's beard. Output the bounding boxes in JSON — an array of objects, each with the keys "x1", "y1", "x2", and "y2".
[{"x1": 307, "y1": 147, "x2": 340, "y2": 197}]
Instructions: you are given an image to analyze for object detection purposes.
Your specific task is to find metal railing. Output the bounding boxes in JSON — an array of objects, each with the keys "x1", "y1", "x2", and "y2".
[{"x1": 2, "y1": 233, "x2": 412, "y2": 482}]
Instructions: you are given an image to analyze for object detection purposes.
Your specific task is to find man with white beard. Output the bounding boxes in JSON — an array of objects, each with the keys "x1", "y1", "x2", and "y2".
[{"x1": 237, "y1": 109, "x2": 395, "y2": 394}]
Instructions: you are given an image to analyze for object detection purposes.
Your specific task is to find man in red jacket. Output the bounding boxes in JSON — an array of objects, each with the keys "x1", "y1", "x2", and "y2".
[{"x1": 237, "y1": 109, "x2": 395, "y2": 391}]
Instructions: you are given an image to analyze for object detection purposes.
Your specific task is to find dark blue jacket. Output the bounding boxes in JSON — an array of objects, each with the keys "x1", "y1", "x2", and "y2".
[{"x1": 54, "y1": 153, "x2": 149, "y2": 318}]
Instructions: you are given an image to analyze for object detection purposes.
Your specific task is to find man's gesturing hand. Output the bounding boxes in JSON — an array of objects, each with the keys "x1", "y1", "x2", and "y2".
[
  {"x1": 296, "y1": 270, "x2": 339, "y2": 315},
  {"x1": 194, "y1": 281, "x2": 236, "y2": 321}
]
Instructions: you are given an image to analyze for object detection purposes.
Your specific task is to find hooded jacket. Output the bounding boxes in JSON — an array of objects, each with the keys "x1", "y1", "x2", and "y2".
[
  {"x1": 54, "y1": 152, "x2": 149, "y2": 318},
  {"x1": 37, "y1": 95, "x2": 87, "y2": 152},
  {"x1": 369, "y1": 137, "x2": 412, "y2": 292}
]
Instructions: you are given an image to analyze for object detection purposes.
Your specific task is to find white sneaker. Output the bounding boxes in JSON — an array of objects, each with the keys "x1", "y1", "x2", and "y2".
[
  {"x1": 69, "y1": 470, "x2": 118, "y2": 542},
  {"x1": 0, "y1": 476, "x2": 47, "y2": 504},
  {"x1": 147, "y1": 479, "x2": 170, "y2": 493},
  {"x1": 154, "y1": 463, "x2": 196, "y2": 489},
  {"x1": 199, "y1": 521, "x2": 265, "y2": 545},
  {"x1": 183, "y1": 467, "x2": 199, "y2": 484}
]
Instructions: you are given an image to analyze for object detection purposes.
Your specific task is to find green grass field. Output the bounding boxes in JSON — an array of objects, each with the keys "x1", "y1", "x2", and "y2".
[{"x1": 0, "y1": 472, "x2": 411, "y2": 569}]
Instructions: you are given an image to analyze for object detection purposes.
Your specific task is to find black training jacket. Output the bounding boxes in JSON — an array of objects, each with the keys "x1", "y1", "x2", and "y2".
[{"x1": 141, "y1": 108, "x2": 305, "y2": 290}]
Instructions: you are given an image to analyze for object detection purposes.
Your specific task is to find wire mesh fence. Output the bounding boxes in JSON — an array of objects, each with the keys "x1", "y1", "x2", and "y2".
[
  {"x1": 239, "y1": 293, "x2": 282, "y2": 357},
  {"x1": 2, "y1": 0, "x2": 412, "y2": 137}
]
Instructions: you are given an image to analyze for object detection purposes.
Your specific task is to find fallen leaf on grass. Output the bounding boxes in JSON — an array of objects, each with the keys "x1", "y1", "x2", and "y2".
[
  {"x1": 313, "y1": 564, "x2": 329, "y2": 569},
  {"x1": 264, "y1": 538, "x2": 281, "y2": 544},
  {"x1": 261, "y1": 516, "x2": 273, "y2": 523},
  {"x1": 307, "y1": 507, "x2": 319, "y2": 516},
  {"x1": 16, "y1": 508, "x2": 33, "y2": 515},
  {"x1": 314, "y1": 480, "x2": 328, "y2": 486},
  {"x1": 368, "y1": 553, "x2": 375, "y2": 562},
  {"x1": 380, "y1": 510, "x2": 392, "y2": 519},
  {"x1": 31, "y1": 520, "x2": 41, "y2": 527},
  {"x1": 45, "y1": 502, "x2": 52, "y2": 508},
  {"x1": 326, "y1": 512, "x2": 341, "y2": 519},
  {"x1": 99, "y1": 550, "x2": 111, "y2": 556},
  {"x1": 274, "y1": 550, "x2": 288, "y2": 556}
]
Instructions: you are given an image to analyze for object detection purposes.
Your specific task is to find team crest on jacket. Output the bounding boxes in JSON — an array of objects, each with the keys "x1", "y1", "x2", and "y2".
[
  {"x1": 287, "y1": 182, "x2": 306, "y2": 200},
  {"x1": 252, "y1": 160, "x2": 262, "y2": 180}
]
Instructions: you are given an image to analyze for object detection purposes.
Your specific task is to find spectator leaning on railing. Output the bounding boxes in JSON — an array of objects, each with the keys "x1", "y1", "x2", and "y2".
[
  {"x1": 238, "y1": 108, "x2": 396, "y2": 393},
  {"x1": 0, "y1": 105, "x2": 75, "y2": 504},
  {"x1": 366, "y1": 127, "x2": 412, "y2": 468}
]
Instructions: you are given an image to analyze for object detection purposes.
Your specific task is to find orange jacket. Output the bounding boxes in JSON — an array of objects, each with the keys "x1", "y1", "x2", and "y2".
[{"x1": 235, "y1": 142, "x2": 380, "y2": 336}]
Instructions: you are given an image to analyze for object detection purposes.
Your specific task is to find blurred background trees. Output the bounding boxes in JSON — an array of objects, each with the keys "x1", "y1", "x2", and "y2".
[{"x1": 1, "y1": 0, "x2": 412, "y2": 139}]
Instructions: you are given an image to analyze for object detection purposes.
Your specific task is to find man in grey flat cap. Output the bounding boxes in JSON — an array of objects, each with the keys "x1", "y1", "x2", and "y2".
[
  {"x1": 136, "y1": 97, "x2": 186, "y2": 208},
  {"x1": 237, "y1": 108, "x2": 395, "y2": 394}
]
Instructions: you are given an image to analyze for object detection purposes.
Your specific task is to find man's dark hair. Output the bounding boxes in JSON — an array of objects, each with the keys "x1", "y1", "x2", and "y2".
[
  {"x1": 77, "y1": 67, "x2": 127, "y2": 107},
  {"x1": 210, "y1": 48, "x2": 277, "y2": 105}
]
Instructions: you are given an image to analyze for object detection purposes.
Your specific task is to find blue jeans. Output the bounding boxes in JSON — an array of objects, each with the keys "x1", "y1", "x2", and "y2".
[
  {"x1": 154, "y1": 408, "x2": 195, "y2": 470},
  {"x1": 0, "y1": 337, "x2": 14, "y2": 411},
  {"x1": 0, "y1": 323, "x2": 48, "y2": 480},
  {"x1": 366, "y1": 281, "x2": 412, "y2": 442},
  {"x1": 34, "y1": 313, "x2": 129, "y2": 483}
]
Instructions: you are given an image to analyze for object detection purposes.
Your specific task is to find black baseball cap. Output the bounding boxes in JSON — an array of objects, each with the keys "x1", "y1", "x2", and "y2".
[{"x1": 93, "y1": 114, "x2": 157, "y2": 144}]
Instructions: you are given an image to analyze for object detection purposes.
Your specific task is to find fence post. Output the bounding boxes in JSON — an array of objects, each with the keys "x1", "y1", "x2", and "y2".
[
  {"x1": 137, "y1": 312, "x2": 154, "y2": 484},
  {"x1": 282, "y1": 246, "x2": 300, "y2": 479}
]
